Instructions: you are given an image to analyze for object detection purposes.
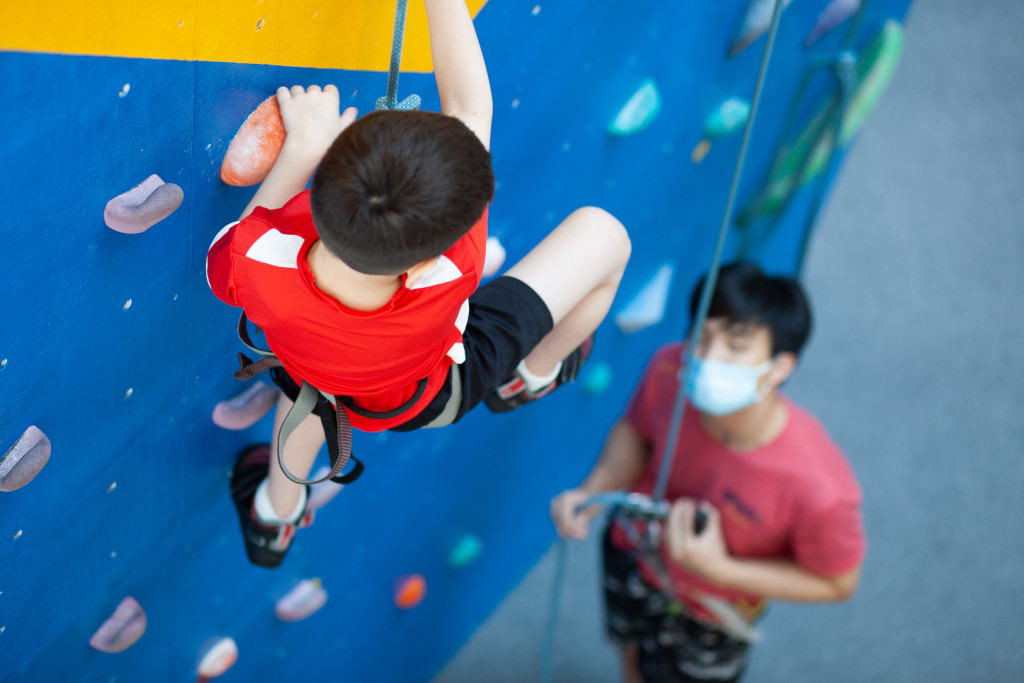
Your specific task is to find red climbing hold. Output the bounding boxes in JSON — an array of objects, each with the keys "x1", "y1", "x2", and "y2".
[
  {"x1": 221, "y1": 95, "x2": 286, "y2": 187},
  {"x1": 103, "y1": 174, "x2": 184, "y2": 234},
  {"x1": 1, "y1": 425, "x2": 51, "y2": 492},
  {"x1": 393, "y1": 574, "x2": 427, "y2": 609},
  {"x1": 89, "y1": 596, "x2": 147, "y2": 653}
]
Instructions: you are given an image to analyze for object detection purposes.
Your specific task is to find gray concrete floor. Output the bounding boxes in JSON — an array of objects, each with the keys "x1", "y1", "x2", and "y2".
[{"x1": 436, "y1": 0, "x2": 1024, "y2": 681}]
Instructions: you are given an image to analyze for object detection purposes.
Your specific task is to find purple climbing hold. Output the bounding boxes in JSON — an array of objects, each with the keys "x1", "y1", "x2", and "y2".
[
  {"x1": 1, "y1": 426, "x2": 51, "y2": 492},
  {"x1": 806, "y1": 0, "x2": 862, "y2": 46},
  {"x1": 89, "y1": 596, "x2": 147, "y2": 653},
  {"x1": 212, "y1": 381, "x2": 279, "y2": 430},
  {"x1": 103, "y1": 174, "x2": 184, "y2": 234}
]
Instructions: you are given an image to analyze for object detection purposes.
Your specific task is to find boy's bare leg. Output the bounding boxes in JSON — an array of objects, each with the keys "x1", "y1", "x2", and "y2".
[
  {"x1": 621, "y1": 643, "x2": 644, "y2": 683},
  {"x1": 504, "y1": 206, "x2": 631, "y2": 375},
  {"x1": 264, "y1": 392, "x2": 325, "y2": 519}
]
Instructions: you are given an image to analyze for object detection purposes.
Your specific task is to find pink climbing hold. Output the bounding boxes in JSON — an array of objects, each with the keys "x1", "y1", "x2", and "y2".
[
  {"x1": 274, "y1": 578, "x2": 329, "y2": 622},
  {"x1": 393, "y1": 574, "x2": 427, "y2": 610},
  {"x1": 221, "y1": 95, "x2": 286, "y2": 187},
  {"x1": 212, "y1": 381, "x2": 279, "y2": 430},
  {"x1": 103, "y1": 174, "x2": 184, "y2": 234},
  {"x1": 1, "y1": 425, "x2": 51, "y2": 492},
  {"x1": 89, "y1": 596, "x2": 147, "y2": 654}
]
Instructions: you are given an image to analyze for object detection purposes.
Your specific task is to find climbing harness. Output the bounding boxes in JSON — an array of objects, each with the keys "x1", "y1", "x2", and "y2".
[
  {"x1": 226, "y1": 0, "x2": 436, "y2": 487},
  {"x1": 542, "y1": 0, "x2": 787, "y2": 678},
  {"x1": 376, "y1": 0, "x2": 422, "y2": 112}
]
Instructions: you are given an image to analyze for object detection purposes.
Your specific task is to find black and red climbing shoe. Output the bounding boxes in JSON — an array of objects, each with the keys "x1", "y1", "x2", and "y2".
[
  {"x1": 484, "y1": 334, "x2": 595, "y2": 414},
  {"x1": 229, "y1": 444, "x2": 313, "y2": 569}
]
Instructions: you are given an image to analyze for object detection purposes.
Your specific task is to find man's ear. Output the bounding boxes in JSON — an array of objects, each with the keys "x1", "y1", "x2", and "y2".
[
  {"x1": 403, "y1": 257, "x2": 440, "y2": 287},
  {"x1": 768, "y1": 352, "x2": 797, "y2": 388}
]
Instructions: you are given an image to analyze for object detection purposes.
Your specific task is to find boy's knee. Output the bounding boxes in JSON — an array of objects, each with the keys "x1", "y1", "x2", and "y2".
[{"x1": 570, "y1": 206, "x2": 631, "y2": 261}]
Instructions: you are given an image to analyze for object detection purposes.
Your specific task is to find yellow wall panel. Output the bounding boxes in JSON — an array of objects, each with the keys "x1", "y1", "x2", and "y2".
[{"x1": 0, "y1": 0, "x2": 486, "y2": 72}]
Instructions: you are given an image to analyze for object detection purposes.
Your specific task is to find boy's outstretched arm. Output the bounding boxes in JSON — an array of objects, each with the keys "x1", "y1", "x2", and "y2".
[
  {"x1": 239, "y1": 85, "x2": 357, "y2": 220},
  {"x1": 424, "y1": 0, "x2": 493, "y2": 150}
]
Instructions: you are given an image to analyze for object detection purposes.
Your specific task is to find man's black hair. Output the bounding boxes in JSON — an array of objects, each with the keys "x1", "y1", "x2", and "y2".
[
  {"x1": 688, "y1": 261, "x2": 812, "y2": 356},
  {"x1": 310, "y1": 110, "x2": 494, "y2": 275}
]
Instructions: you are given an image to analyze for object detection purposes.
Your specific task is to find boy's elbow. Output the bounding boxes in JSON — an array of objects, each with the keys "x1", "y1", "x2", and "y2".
[{"x1": 574, "y1": 206, "x2": 632, "y2": 257}]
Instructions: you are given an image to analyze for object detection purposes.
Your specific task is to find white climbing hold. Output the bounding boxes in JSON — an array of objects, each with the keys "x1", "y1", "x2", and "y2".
[
  {"x1": 197, "y1": 637, "x2": 239, "y2": 678},
  {"x1": 482, "y1": 236, "x2": 506, "y2": 277},
  {"x1": 274, "y1": 578, "x2": 328, "y2": 622},
  {"x1": 615, "y1": 262, "x2": 675, "y2": 333}
]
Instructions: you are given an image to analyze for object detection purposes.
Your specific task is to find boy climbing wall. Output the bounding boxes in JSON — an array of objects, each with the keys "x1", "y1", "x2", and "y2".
[{"x1": 206, "y1": 0, "x2": 631, "y2": 568}]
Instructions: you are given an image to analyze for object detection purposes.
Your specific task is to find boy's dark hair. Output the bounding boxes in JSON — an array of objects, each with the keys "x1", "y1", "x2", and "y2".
[
  {"x1": 310, "y1": 110, "x2": 495, "y2": 275},
  {"x1": 689, "y1": 261, "x2": 812, "y2": 356}
]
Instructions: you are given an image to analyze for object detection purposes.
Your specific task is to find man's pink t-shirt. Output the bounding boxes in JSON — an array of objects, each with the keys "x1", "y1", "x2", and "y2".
[
  {"x1": 206, "y1": 190, "x2": 487, "y2": 431},
  {"x1": 612, "y1": 342, "x2": 866, "y2": 624}
]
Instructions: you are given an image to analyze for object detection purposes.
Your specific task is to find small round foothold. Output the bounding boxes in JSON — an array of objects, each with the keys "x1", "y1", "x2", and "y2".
[
  {"x1": 123, "y1": 300, "x2": 132, "y2": 310},
  {"x1": 448, "y1": 534, "x2": 484, "y2": 568},
  {"x1": 691, "y1": 140, "x2": 711, "y2": 164},
  {"x1": 0, "y1": 359, "x2": 6, "y2": 370},
  {"x1": 531, "y1": 5, "x2": 541, "y2": 16},
  {"x1": 13, "y1": 530, "x2": 22, "y2": 540},
  {"x1": 119, "y1": 83, "x2": 130, "y2": 97},
  {"x1": 393, "y1": 574, "x2": 427, "y2": 609},
  {"x1": 124, "y1": 388, "x2": 133, "y2": 399},
  {"x1": 108, "y1": 482, "x2": 117, "y2": 492},
  {"x1": 582, "y1": 362, "x2": 614, "y2": 396}
]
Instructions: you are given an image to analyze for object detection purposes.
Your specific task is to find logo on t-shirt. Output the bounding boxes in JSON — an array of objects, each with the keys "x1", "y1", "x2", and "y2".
[{"x1": 722, "y1": 488, "x2": 763, "y2": 526}]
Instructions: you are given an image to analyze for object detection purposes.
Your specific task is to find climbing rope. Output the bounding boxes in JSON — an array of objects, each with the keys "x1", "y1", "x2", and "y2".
[
  {"x1": 541, "y1": 0, "x2": 788, "y2": 679},
  {"x1": 651, "y1": 0, "x2": 786, "y2": 502},
  {"x1": 376, "y1": 0, "x2": 422, "y2": 111}
]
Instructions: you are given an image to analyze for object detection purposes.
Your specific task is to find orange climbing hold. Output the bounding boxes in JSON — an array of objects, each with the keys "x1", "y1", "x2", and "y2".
[
  {"x1": 393, "y1": 574, "x2": 427, "y2": 609},
  {"x1": 221, "y1": 95, "x2": 286, "y2": 187}
]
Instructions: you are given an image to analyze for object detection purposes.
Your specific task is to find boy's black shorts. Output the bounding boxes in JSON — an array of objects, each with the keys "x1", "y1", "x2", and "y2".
[
  {"x1": 602, "y1": 521, "x2": 751, "y2": 683},
  {"x1": 268, "y1": 275, "x2": 553, "y2": 435}
]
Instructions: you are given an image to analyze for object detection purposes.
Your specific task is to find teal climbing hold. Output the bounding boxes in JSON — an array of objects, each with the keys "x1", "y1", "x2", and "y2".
[
  {"x1": 608, "y1": 78, "x2": 662, "y2": 136},
  {"x1": 704, "y1": 98, "x2": 751, "y2": 138},
  {"x1": 582, "y1": 362, "x2": 614, "y2": 396},
  {"x1": 614, "y1": 262, "x2": 675, "y2": 333},
  {"x1": 448, "y1": 534, "x2": 484, "y2": 568}
]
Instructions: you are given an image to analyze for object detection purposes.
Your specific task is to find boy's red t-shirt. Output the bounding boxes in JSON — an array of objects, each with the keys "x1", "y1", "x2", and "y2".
[
  {"x1": 613, "y1": 342, "x2": 866, "y2": 625},
  {"x1": 206, "y1": 190, "x2": 487, "y2": 431}
]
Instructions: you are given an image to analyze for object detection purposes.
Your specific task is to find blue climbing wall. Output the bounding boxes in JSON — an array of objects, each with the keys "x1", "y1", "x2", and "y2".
[{"x1": 0, "y1": 1, "x2": 912, "y2": 680}]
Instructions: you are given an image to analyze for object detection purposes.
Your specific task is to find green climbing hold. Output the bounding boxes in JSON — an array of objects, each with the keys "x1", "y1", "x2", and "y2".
[
  {"x1": 740, "y1": 20, "x2": 904, "y2": 223},
  {"x1": 608, "y1": 78, "x2": 662, "y2": 136},
  {"x1": 448, "y1": 534, "x2": 484, "y2": 568}
]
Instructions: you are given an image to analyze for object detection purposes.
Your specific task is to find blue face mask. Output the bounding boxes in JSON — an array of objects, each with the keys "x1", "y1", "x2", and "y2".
[{"x1": 685, "y1": 357, "x2": 775, "y2": 416}]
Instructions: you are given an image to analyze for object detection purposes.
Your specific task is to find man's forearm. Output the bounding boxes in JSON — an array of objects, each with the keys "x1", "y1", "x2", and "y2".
[
  {"x1": 580, "y1": 419, "x2": 650, "y2": 495},
  {"x1": 715, "y1": 558, "x2": 861, "y2": 603},
  {"x1": 424, "y1": 0, "x2": 492, "y2": 145}
]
